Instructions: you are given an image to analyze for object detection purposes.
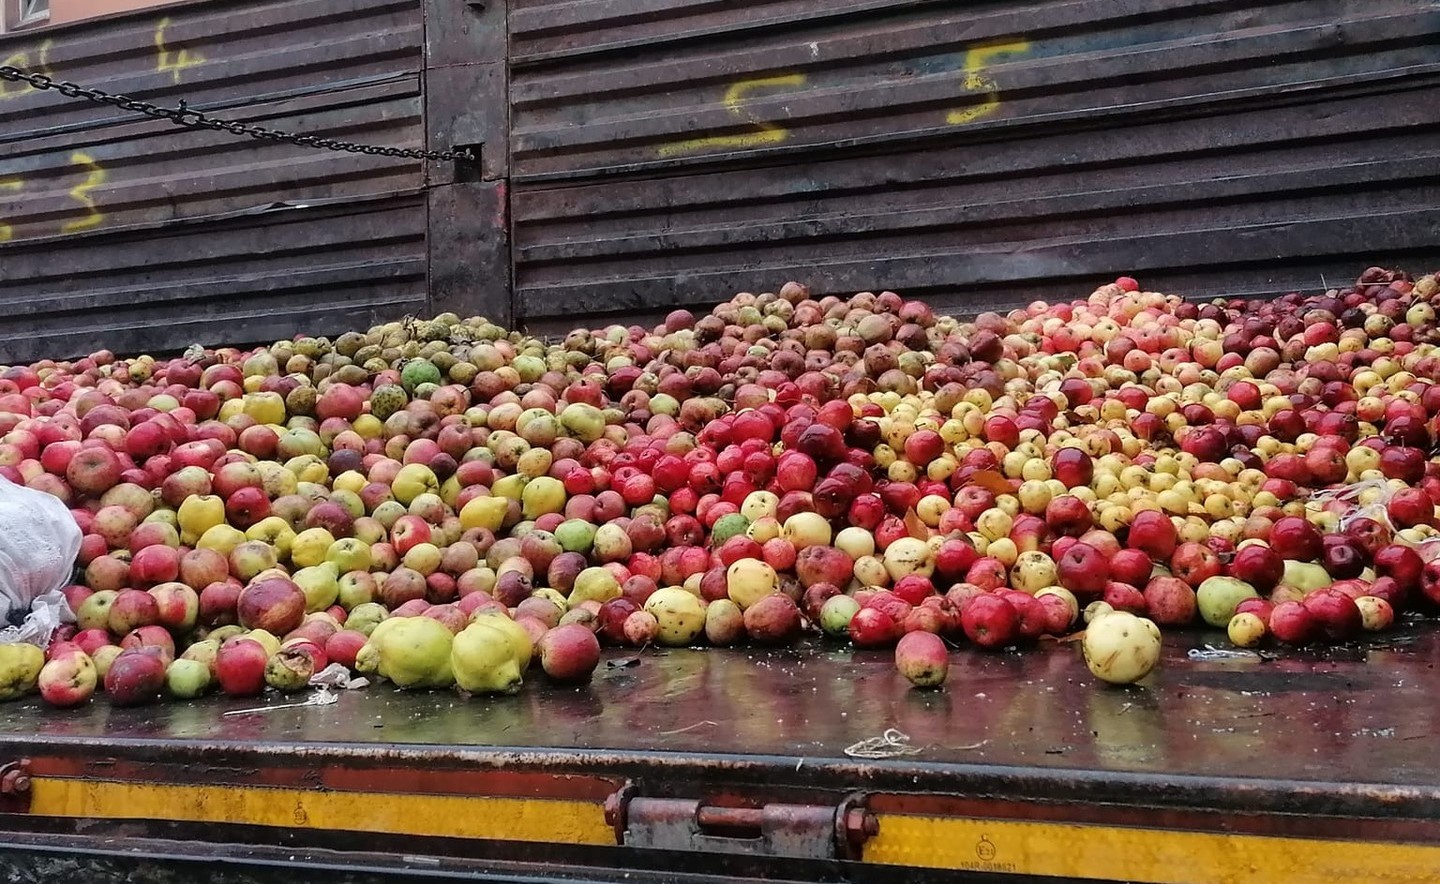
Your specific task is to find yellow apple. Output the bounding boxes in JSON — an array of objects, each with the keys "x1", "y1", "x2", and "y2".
[
  {"x1": 285, "y1": 455, "x2": 330, "y2": 485},
  {"x1": 177, "y1": 494, "x2": 226, "y2": 545},
  {"x1": 333, "y1": 470, "x2": 367, "y2": 496},
  {"x1": 294, "y1": 563, "x2": 341, "y2": 612},
  {"x1": 197, "y1": 523, "x2": 247, "y2": 557},
  {"x1": 392, "y1": 464, "x2": 440, "y2": 505},
  {"x1": 291, "y1": 527, "x2": 336, "y2": 568},
  {"x1": 242, "y1": 392, "x2": 286, "y2": 425},
  {"x1": 352, "y1": 414, "x2": 383, "y2": 439},
  {"x1": 246, "y1": 516, "x2": 297, "y2": 560},
  {"x1": 402, "y1": 542, "x2": 443, "y2": 576},
  {"x1": 330, "y1": 489, "x2": 364, "y2": 519},
  {"x1": 255, "y1": 460, "x2": 298, "y2": 498},
  {"x1": 326, "y1": 537, "x2": 372, "y2": 573}
]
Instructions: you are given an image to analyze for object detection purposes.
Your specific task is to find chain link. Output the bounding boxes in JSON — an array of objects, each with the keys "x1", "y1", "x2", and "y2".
[{"x1": 0, "y1": 65, "x2": 475, "y2": 163}]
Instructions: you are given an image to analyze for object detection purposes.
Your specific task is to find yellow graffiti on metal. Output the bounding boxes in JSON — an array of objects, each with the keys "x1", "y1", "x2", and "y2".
[
  {"x1": 947, "y1": 40, "x2": 1030, "y2": 126},
  {"x1": 1, "y1": 39, "x2": 53, "y2": 100},
  {"x1": 30, "y1": 778, "x2": 614, "y2": 846},
  {"x1": 868, "y1": 813, "x2": 1440, "y2": 883},
  {"x1": 0, "y1": 177, "x2": 22, "y2": 243},
  {"x1": 155, "y1": 17, "x2": 204, "y2": 84},
  {"x1": 658, "y1": 74, "x2": 807, "y2": 156},
  {"x1": 61, "y1": 152, "x2": 107, "y2": 234}
]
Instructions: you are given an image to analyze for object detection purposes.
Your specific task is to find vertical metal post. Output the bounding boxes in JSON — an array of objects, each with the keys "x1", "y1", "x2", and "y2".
[{"x1": 422, "y1": 0, "x2": 511, "y2": 326}]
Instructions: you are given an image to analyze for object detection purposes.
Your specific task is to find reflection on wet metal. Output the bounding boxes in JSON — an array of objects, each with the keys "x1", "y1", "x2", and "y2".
[{"x1": 0, "y1": 631, "x2": 1435, "y2": 797}]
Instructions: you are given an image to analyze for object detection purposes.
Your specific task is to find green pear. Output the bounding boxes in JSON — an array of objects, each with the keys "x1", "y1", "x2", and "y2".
[
  {"x1": 451, "y1": 623, "x2": 524, "y2": 695},
  {"x1": 1195, "y1": 576, "x2": 1260, "y2": 627},
  {"x1": 0, "y1": 643, "x2": 44, "y2": 701},
  {"x1": 1281, "y1": 560, "x2": 1331, "y2": 595},
  {"x1": 469, "y1": 613, "x2": 534, "y2": 669},
  {"x1": 346, "y1": 602, "x2": 389, "y2": 637},
  {"x1": 363, "y1": 617, "x2": 454, "y2": 689}
]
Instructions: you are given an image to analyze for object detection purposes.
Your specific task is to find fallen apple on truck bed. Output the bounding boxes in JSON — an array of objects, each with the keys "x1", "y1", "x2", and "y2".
[{"x1": 1, "y1": 265, "x2": 1439, "y2": 702}]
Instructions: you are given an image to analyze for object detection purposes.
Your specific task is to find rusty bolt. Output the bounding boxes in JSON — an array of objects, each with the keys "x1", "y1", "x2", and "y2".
[
  {"x1": 843, "y1": 808, "x2": 878, "y2": 844},
  {"x1": 603, "y1": 791, "x2": 623, "y2": 827},
  {"x1": 603, "y1": 783, "x2": 636, "y2": 845},
  {"x1": 1, "y1": 768, "x2": 30, "y2": 795}
]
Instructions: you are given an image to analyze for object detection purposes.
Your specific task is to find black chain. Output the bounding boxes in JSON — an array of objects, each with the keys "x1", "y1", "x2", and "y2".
[{"x1": 0, "y1": 65, "x2": 474, "y2": 163}]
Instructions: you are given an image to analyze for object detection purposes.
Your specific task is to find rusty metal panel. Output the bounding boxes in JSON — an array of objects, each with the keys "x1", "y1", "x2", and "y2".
[
  {"x1": 0, "y1": 0, "x2": 428, "y2": 361},
  {"x1": 507, "y1": 0, "x2": 1440, "y2": 328},
  {"x1": 0, "y1": 193, "x2": 427, "y2": 363}
]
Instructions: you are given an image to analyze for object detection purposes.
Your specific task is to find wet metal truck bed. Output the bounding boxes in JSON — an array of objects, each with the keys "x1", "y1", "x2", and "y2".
[{"x1": 0, "y1": 633, "x2": 1437, "y2": 884}]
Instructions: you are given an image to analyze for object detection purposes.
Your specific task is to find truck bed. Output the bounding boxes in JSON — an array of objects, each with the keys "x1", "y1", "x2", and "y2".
[{"x1": 1, "y1": 632, "x2": 1437, "y2": 883}]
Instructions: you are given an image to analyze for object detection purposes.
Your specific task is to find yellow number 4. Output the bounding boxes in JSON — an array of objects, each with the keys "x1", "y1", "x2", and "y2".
[
  {"x1": 1, "y1": 40, "x2": 54, "y2": 101},
  {"x1": 948, "y1": 40, "x2": 1031, "y2": 126},
  {"x1": 155, "y1": 17, "x2": 204, "y2": 84}
]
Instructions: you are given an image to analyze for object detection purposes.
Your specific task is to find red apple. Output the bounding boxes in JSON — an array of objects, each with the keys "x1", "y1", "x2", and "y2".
[
  {"x1": 1056, "y1": 542, "x2": 1108, "y2": 596},
  {"x1": 1170, "y1": 542, "x2": 1222, "y2": 588},
  {"x1": 960, "y1": 594, "x2": 1018, "y2": 649}
]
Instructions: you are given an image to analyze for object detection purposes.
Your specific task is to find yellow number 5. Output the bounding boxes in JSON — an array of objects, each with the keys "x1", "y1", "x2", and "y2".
[
  {"x1": 659, "y1": 74, "x2": 807, "y2": 157},
  {"x1": 947, "y1": 40, "x2": 1030, "y2": 126},
  {"x1": 62, "y1": 153, "x2": 106, "y2": 234}
]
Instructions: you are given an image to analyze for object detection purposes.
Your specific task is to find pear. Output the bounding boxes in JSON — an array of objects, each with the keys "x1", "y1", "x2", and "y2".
[
  {"x1": 0, "y1": 643, "x2": 45, "y2": 701},
  {"x1": 364, "y1": 617, "x2": 454, "y2": 689},
  {"x1": 1195, "y1": 576, "x2": 1260, "y2": 628},
  {"x1": 468, "y1": 613, "x2": 534, "y2": 670},
  {"x1": 346, "y1": 602, "x2": 389, "y2": 637},
  {"x1": 520, "y1": 476, "x2": 566, "y2": 520},
  {"x1": 1281, "y1": 560, "x2": 1331, "y2": 595},
  {"x1": 452, "y1": 623, "x2": 524, "y2": 695},
  {"x1": 460, "y1": 496, "x2": 508, "y2": 533},
  {"x1": 569, "y1": 567, "x2": 621, "y2": 607}
]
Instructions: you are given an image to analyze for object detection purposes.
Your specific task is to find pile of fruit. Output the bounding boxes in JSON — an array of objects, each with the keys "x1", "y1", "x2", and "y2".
[{"x1": 3, "y1": 265, "x2": 1440, "y2": 706}]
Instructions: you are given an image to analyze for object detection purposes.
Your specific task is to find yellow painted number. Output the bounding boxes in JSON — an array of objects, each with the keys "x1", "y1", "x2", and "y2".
[
  {"x1": 659, "y1": 74, "x2": 807, "y2": 157},
  {"x1": 0, "y1": 178, "x2": 22, "y2": 242},
  {"x1": 947, "y1": 40, "x2": 1030, "y2": 126},
  {"x1": 62, "y1": 153, "x2": 106, "y2": 234},
  {"x1": 155, "y1": 17, "x2": 204, "y2": 84},
  {"x1": 1, "y1": 40, "x2": 54, "y2": 101}
]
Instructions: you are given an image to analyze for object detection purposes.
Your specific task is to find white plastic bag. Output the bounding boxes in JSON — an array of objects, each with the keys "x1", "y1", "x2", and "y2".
[{"x1": 0, "y1": 475, "x2": 82, "y2": 644}]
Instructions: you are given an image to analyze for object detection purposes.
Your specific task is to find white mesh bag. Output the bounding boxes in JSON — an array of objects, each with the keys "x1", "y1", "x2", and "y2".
[{"x1": 0, "y1": 475, "x2": 81, "y2": 645}]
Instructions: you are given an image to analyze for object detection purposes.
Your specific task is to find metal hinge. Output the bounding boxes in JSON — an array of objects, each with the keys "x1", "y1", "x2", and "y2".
[
  {"x1": 0, "y1": 759, "x2": 32, "y2": 813},
  {"x1": 604, "y1": 784, "x2": 876, "y2": 861}
]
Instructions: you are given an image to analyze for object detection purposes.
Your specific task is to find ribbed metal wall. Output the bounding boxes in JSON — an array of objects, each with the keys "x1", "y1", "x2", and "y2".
[
  {"x1": 508, "y1": 0, "x2": 1440, "y2": 330},
  {"x1": 0, "y1": 0, "x2": 428, "y2": 362}
]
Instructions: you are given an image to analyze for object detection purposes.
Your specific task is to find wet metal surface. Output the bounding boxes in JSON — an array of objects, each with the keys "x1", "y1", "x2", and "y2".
[
  {"x1": 0, "y1": 0, "x2": 429, "y2": 362},
  {"x1": 508, "y1": 0, "x2": 1440, "y2": 329},
  {"x1": 2, "y1": 631, "x2": 1438, "y2": 805}
]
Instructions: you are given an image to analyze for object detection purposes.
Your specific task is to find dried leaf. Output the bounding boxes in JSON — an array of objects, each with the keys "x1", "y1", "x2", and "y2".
[
  {"x1": 904, "y1": 509, "x2": 932, "y2": 540},
  {"x1": 964, "y1": 470, "x2": 1013, "y2": 496}
]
